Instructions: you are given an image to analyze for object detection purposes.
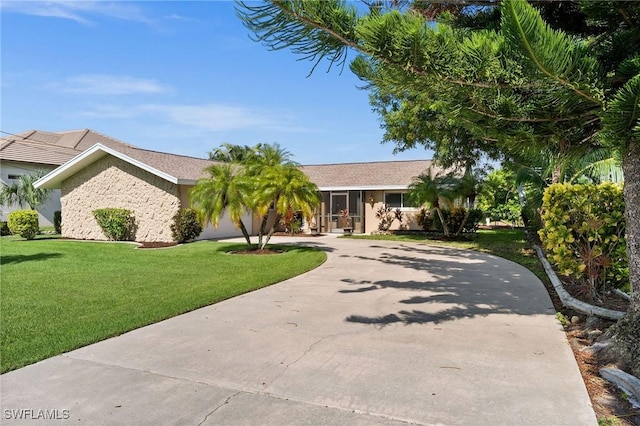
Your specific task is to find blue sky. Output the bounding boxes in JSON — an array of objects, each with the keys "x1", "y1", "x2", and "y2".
[{"x1": 1, "y1": 1, "x2": 433, "y2": 165}]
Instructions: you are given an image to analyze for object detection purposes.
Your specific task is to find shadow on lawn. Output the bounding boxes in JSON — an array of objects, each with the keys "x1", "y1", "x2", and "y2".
[{"x1": 1, "y1": 253, "x2": 63, "y2": 265}]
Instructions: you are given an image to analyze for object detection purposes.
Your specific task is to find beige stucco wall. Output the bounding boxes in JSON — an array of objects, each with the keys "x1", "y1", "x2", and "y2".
[
  {"x1": 61, "y1": 155, "x2": 180, "y2": 242},
  {"x1": 364, "y1": 190, "x2": 423, "y2": 233}
]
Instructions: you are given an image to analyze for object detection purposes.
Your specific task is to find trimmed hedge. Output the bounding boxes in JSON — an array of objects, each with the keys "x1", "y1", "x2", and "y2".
[
  {"x1": 170, "y1": 208, "x2": 202, "y2": 243},
  {"x1": 538, "y1": 183, "x2": 628, "y2": 296},
  {"x1": 0, "y1": 221, "x2": 11, "y2": 236},
  {"x1": 93, "y1": 208, "x2": 135, "y2": 241},
  {"x1": 53, "y1": 210, "x2": 62, "y2": 234},
  {"x1": 7, "y1": 210, "x2": 39, "y2": 240}
]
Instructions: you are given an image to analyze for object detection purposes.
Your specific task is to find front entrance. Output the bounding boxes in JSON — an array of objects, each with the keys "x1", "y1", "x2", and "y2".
[
  {"x1": 317, "y1": 191, "x2": 362, "y2": 233},
  {"x1": 331, "y1": 192, "x2": 349, "y2": 231}
]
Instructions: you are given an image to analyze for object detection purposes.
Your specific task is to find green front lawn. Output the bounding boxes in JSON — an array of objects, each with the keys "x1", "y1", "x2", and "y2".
[{"x1": 0, "y1": 237, "x2": 326, "y2": 373}]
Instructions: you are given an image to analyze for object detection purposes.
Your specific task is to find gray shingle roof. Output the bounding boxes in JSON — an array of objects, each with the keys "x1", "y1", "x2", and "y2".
[
  {"x1": 15, "y1": 129, "x2": 441, "y2": 190},
  {"x1": 300, "y1": 160, "x2": 440, "y2": 189},
  {"x1": 114, "y1": 145, "x2": 217, "y2": 181},
  {"x1": 0, "y1": 129, "x2": 136, "y2": 166}
]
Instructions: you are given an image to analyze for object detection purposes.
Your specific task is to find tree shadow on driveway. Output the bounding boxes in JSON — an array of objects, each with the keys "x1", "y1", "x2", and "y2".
[{"x1": 339, "y1": 244, "x2": 552, "y2": 326}]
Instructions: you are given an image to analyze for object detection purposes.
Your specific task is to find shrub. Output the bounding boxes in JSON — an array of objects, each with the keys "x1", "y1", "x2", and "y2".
[
  {"x1": 416, "y1": 208, "x2": 433, "y2": 231},
  {"x1": 170, "y1": 208, "x2": 202, "y2": 243},
  {"x1": 538, "y1": 183, "x2": 627, "y2": 298},
  {"x1": 53, "y1": 210, "x2": 62, "y2": 234},
  {"x1": 461, "y1": 208, "x2": 483, "y2": 234},
  {"x1": 0, "y1": 221, "x2": 11, "y2": 236},
  {"x1": 93, "y1": 208, "x2": 135, "y2": 241},
  {"x1": 521, "y1": 202, "x2": 543, "y2": 241},
  {"x1": 375, "y1": 204, "x2": 403, "y2": 231},
  {"x1": 7, "y1": 210, "x2": 39, "y2": 240},
  {"x1": 277, "y1": 208, "x2": 303, "y2": 235}
]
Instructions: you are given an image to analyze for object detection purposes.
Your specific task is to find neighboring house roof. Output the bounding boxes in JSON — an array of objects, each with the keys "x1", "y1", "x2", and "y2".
[
  {"x1": 300, "y1": 160, "x2": 438, "y2": 190},
  {"x1": 0, "y1": 129, "x2": 136, "y2": 166},
  {"x1": 35, "y1": 143, "x2": 218, "y2": 189}
]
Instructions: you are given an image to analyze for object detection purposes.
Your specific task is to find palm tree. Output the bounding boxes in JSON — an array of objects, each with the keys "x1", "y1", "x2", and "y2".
[
  {"x1": 0, "y1": 170, "x2": 52, "y2": 210},
  {"x1": 255, "y1": 165, "x2": 320, "y2": 249},
  {"x1": 408, "y1": 173, "x2": 458, "y2": 237},
  {"x1": 453, "y1": 169, "x2": 481, "y2": 237},
  {"x1": 190, "y1": 164, "x2": 253, "y2": 248}
]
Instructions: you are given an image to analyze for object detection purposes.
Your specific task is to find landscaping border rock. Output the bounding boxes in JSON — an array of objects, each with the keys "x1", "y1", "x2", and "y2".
[
  {"x1": 532, "y1": 244, "x2": 626, "y2": 321},
  {"x1": 599, "y1": 367, "x2": 640, "y2": 409}
]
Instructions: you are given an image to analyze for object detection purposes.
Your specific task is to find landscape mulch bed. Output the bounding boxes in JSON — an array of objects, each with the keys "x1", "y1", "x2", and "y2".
[
  {"x1": 137, "y1": 241, "x2": 178, "y2": 249},
  {"x1": 541, "y1": 270, "x2": 638, "y2": 424}
]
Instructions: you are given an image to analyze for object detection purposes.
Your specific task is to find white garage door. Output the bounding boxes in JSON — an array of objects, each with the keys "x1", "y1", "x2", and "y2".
[{"x1": 196, "y1": 211, "x2": 253, "y2": 240}]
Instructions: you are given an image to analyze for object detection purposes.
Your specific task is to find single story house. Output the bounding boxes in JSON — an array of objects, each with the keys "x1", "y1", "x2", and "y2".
[
  {"x1": 0, "y1": 129, "x2": 136, "y2": 226},
  {"x1": 32, "y1": 131, "x2": 446, "y2": 242},
  {"x1": 34, "y1": 143, "x2": 250, "y2": 242},
  {"x1": 300, "y1": 161, "x2": 444, "y2": 234}
]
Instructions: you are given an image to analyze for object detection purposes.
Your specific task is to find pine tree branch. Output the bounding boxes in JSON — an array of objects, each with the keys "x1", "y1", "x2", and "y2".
[
  {"x1": 503, "y1": 0, "x2": 602, "y2": 106},
  {"x1": 468, "y1": 106, "x2": 598, "y2": 123},
  {"x1": 271, "y1": 1, "x2": 536, "y2": 90}
]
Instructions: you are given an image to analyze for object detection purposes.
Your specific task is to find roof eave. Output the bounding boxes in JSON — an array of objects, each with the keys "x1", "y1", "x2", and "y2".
[
  {"x1": 35, "y1": 143, "x2": 179, "y2": 189},
  {"x1": 317, "y1": 185, "x2": 410, "y2": 191}
]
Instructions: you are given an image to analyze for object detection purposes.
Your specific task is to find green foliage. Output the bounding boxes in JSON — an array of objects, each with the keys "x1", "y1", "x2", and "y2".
[
  {"x1": 520, "y1": 201, "x2": 543, "y2": 239},
  {"x1": 462, "y1": 208, "x2": 484, "y2": 234},
  {"x1": 0, "y1": 170, "x2": 52, "y2": 210},
  {"x1": 375, "y1": 204, "x2": 403, "y2": 231},
  {"x1": 1, "y1": 238, "x2": 326, "y2": 372},
  {"x1": 7, "y1": 210, "x2": 39, "y2": 240},
  {"x1": 416, "y1": 208, "x2": 433, "y2": 232},
  {"x1": 278, "y1": 208, "x2": 303, "y2": 235},
  {"x1": 53, "y1": 210, "x2": 62, "y2": 235},
  {"x1": 539, "y1": 183, "x2": 627, "y2": 298},
  {"x1": 170, "y1": 209, "x2": 203, "y2": 243},
  {"x1": 92, "y1": 208, "x2": 135, "y2": 241},
  {"x1": 193, "y1": 143, "x2": 320, "y2": 250},
  {"x1": 0, "y1": 221, "x2": 11, "y2": 236}
]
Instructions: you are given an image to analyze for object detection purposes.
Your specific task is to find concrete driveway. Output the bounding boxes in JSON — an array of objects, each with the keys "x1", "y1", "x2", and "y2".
[{"x1": 1, "y1": 235, "x2": 596, "y2": 425}]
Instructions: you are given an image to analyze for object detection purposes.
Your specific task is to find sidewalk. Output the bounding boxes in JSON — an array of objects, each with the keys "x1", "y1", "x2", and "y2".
[{"x1": 1, "y1": 236, "x2": 596, "y2": 425}]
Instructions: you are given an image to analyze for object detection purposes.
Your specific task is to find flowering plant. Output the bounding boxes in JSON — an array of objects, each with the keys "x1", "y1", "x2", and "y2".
[{"x1": 339, "y1": 209, "x2": 351, "y2": 228}]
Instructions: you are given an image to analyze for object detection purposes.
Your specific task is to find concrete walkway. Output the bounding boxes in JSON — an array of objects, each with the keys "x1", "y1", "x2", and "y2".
[{"x1": 1, "y1": 235, "x2": 596, "y2": 425}]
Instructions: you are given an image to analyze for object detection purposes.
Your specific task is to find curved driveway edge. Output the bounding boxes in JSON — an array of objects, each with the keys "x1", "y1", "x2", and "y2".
[{"x1": 1, "y1": 235, "x2": 596, "y2": 425}]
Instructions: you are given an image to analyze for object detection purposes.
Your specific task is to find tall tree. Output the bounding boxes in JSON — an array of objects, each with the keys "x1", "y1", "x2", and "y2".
[
  {"x1": 0, "y1": 170, "x2": 52, "y2": 210},
  {"x1": 237, "y1": 0, "x2": 640, "y2": 374},
  {"x1": 247, "y1": 144, "x2": 320, "y2": 249},
  {"x1": 190, "y1": 163, "x2": 253, "y2": 248},
  {"x1": 194, "y1": 143, "x2": 320, "y2": 250},
  {"x1": 408, "y1": 173, "x2": 458, "y2": 237}
]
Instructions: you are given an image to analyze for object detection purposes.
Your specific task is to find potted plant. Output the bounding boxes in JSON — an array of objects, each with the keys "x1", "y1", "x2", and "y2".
[{"x1": 340, "y1": 209, "x2": 352, "y2": 235}]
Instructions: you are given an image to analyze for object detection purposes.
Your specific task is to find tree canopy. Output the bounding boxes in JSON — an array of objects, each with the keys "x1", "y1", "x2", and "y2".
[
  {"x1": 191, "y1": 143, "x2": 320, "y2": 250},
  {"x1": 236, "y1": 0, "x2": 640, "y2": 374}
]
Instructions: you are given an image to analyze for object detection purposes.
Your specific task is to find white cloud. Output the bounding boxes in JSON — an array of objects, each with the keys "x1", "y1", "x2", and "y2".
[
  {"x1": 1, "y1": 1, "x2": 153, "y2": 25},
  {"x1": 140, "y1": 104, "x2": 277, "y2": 132},
  {"x1": 52, "y1": 74, "x2": 169, "y2": 95},
  {"x1": 76, "y1": 102, "x2": 311, "y2": 133}
]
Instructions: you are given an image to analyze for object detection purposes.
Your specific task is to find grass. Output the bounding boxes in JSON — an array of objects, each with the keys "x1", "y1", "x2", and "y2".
[
  {"x1": 347, "y1": 229, "x2": 549, "y2": 285},
  {"x1": 0, "y1": 236, "x2": 326, "y2": 373}
]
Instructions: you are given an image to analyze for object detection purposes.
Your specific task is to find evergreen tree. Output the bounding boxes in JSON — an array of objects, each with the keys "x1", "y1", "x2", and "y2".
[{"x1": 237, "y1": 0, "x2": 640, "y2": 374}]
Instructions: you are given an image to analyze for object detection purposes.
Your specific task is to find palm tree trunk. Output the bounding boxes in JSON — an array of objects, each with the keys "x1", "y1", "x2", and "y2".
[
  {"x1": 436, "y1": 208, "x2": 450, "y2": 237},
  {"x1": 260, "y1": 214, "x2": 281, "y2": 250},
  {"x1": 614, "y1": 139, "x2": 640, "y2": 377},
  {"x1": 258, "y1": 215, "x2": 269, "y2": 248},
  {"x1": 455, "y1": 210, "x2": 470, "y2": 237},
  {"x1": 237, "y1": 220, "x2": 253, "y2": 248}
]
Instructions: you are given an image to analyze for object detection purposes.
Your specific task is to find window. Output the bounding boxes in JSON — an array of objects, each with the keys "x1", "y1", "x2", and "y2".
[{"x1": 384, "y1": 192, "x2": 417, "y2": 208}]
